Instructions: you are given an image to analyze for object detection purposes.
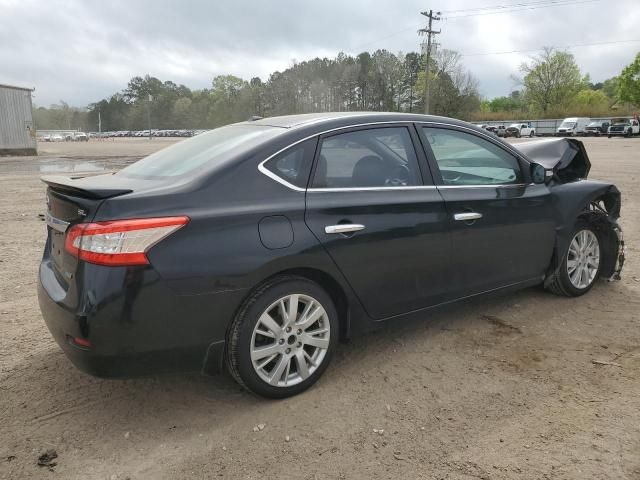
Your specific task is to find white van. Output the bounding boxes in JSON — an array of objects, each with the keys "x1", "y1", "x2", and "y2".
[{"x1": 557, "y1": 117, "x2": 590, "y2": 136}]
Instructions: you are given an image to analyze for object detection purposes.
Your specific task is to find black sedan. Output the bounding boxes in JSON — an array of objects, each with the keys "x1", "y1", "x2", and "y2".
[{"x1": 38, "y1": 112, "x2": 625, "y2": 398}]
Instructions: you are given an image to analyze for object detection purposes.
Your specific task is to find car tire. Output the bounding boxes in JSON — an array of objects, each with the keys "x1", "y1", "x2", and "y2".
[
  {"x1": 608, "y1": 135, "x2": 612, "y2": 138},
  {"x1": 545, "y1": 219, "x2": 603, "y2": 297},
  {"x1": 226, "y1": 275, "x2": 338, "y2": 398},
  {"x1": 529, "y1": 131, "x2": 535, "y2": 138}
]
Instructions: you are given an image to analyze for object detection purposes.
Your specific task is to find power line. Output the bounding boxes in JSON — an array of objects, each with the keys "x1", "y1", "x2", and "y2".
[
  {"x1": 440, "y1": 0, "x2": 600, "y2": 14},
  {"x1": 443, "y1": 0, "x2": 602, "y2": 18},
  {"x1": 460, "y1": 39, "x2": 640, "y2": 57},
  {"x1": 349, "y1": 0, "x2": 608, "y2": 55},
  {"x1": 351, "y1": 26, "x2": 418, "y2": 53}
]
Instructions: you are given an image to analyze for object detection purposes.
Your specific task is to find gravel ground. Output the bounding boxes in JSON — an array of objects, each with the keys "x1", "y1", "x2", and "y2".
[{"x1": 0, "y1": 137, "x2": 639, "y2": 480}]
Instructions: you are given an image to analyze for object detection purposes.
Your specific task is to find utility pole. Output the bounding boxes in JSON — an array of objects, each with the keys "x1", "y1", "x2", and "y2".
[
  {"x1": 418, "y1": 9, "x2": 441, "y2": 115},
  {"x1": 98, "y1": 110, "x2": 102, "y2": 133}
]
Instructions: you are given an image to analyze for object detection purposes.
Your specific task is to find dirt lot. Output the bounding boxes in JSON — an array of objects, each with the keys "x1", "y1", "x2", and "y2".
[{"x1": 1, "y1": 137, "x2": 639, "y2": 480}]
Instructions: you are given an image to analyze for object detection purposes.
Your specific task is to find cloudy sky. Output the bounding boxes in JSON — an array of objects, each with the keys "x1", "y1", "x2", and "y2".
[{"x1": 1, "y1": 0, "x2": 638, "y2": 107}]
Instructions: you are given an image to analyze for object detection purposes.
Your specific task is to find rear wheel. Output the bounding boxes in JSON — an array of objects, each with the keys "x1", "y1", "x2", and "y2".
[
  {"x1": 529, "y1": 131, "x2": 535, "y2": 138},
  {"x1": 226, "y1": 276, "x2": 338, "y2": 398},
  {"x1": 546, "y1": 220, "x2": 602, "y2": 297}
]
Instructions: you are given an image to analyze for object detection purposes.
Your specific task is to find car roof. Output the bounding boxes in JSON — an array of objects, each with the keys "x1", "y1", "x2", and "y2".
[{"x1": 242, "y1": 111, "x2": 471, "y2": 131}]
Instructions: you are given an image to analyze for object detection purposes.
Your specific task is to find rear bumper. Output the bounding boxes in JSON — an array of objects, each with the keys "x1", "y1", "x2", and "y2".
[{"x1": 38, "y1": 259, "x2": 240, "y2": 377}]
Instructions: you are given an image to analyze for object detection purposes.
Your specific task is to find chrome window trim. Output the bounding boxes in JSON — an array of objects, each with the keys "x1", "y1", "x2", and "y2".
[
  {"x1": 257, "y1": 120, "x2": 531, "y2": 192},
  {"x1": 307, "y1": 186, "x2": 438, "y2": 193},
  {"x1": 437, "y1": 183, "x2": 530, "y2": 189}
]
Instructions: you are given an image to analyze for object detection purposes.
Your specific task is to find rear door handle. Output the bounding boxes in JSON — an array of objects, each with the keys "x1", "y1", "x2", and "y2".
[
  {"x1": 454, "y1": 212, "x2": 482, "y2": 221},
  {"x1": 324, "y1": 224, "x2": 365, "y2": 234}
]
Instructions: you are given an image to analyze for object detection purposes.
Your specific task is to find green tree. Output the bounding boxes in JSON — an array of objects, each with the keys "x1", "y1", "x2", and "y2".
[
  {"x1": 618, "y1": 53, "x2": 640, "y2": 106},
  {"x1": 520, "y1": 48, "x2": 583, "y2": 114},
  {"x1": 488, "y1": 96, "x2": 519, "y2": 112},
  {"x1": 572, "y1": 89, "x2": 609, "y2": 110}
]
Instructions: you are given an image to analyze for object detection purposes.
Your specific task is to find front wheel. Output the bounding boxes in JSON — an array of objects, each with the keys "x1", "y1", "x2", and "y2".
[
  {"x1": 226, "y1": 276, "x2": 338, "y2": 398},
  {"x1": 546, "y1": 220, "x2": 602, "y2": 297}
]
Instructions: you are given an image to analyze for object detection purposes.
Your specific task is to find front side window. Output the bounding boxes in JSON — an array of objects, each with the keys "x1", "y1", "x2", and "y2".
[
  {"x1": 312, "y1": 127, "x2": 421, "y2": 188},
  {"x1": 421, "y1": 127, "x2": 522, "y2": 186}
]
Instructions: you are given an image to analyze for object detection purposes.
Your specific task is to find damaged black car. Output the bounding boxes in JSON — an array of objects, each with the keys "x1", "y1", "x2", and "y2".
[{"x1": 38, "y1": 112, "x2": 624, "y2": 398}]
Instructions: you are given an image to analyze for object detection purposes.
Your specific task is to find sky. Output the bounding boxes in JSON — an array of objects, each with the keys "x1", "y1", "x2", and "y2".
[{"x1": 1, "y1": 0, "x2": 638, "y2": 107}]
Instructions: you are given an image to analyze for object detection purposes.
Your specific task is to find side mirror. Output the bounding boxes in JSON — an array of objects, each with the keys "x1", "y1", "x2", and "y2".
[{"x1": 531, "y1": 163, "x2": 551, "y2": 184}]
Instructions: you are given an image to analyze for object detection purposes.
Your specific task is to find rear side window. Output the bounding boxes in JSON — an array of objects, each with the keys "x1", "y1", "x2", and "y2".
[
  {"x1": 263, "y1": 138, "x2": 316, "y2": 188},
  {"x1": 422, "y1": 127, "x2": 522, "y2": 186},
  {"x1": 312, "y1": 127, "x2": 421, "y2": 188}
]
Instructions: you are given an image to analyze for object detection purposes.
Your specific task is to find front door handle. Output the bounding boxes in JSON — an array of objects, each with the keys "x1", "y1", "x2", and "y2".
[
  {"x1": 454, "y1": 212, "x2": 483, "y2": 222},
  {"x1": 325, "y1": 224, "x2": 365, "y2": 234}
]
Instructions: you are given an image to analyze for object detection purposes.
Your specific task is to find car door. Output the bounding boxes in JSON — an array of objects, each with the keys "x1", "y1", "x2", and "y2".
[
  {"x1": 418, "y1": 125, "x2": 555, "y2": 296},
  {"x1": 304, "y1": 124, "x2": 451, "y2": 320}
]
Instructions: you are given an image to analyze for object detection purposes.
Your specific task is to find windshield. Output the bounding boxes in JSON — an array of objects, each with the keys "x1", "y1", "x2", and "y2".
[
  {"x1": 560, "y1": 121, "x2": 577, "y2": 128},
  {"x1": 612, "y1": 119, "x2": 630, "y2": 125},
  {"x1": 118, "y1": 124, "x2": 283, "y2": 178},
  {"x1": 587, "y1": 122, "x2": 600, "y2": 127}
]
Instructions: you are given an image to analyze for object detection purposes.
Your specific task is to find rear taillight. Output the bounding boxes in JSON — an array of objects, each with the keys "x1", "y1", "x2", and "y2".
[{"x1": 64, "y1": 216, "x2": 189, "y2": 266}]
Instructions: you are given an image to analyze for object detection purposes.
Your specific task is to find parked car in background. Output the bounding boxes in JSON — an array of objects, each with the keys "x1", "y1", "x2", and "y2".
[
  {"x1": 50, "y1": 134, "x2": 64, "y2": 142},
  {"x1": 506, "y1": 123, "x2": 535, "y2": 138},
  {"x1": 495, "y1": 125, "x2": 507, "y2": 137},
  {"x1": 74, "y1": 132, "x2": 89, "y2": 142},
  {"x1": 608, "y1": 118, "x2": 640, "y2": 137},
  {"x1": 557, "y1": 117, "x2": 590, "y2": 136},
  {"x1": 38, "y1": 112, "x2": 624, "y2": 398},
  {"x1": 584, "y1": 121, "x2": 610, "y2": 136}
]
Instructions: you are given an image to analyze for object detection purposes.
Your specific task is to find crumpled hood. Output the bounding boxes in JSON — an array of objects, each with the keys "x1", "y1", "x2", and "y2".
[{"x1": 513, "y1": 138, "x2": 591, "y2": 182}]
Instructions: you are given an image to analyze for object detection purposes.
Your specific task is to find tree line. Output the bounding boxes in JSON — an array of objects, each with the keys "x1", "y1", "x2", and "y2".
[{"x1": 33, "y1": 49, "x2": 640, "y2": 132}]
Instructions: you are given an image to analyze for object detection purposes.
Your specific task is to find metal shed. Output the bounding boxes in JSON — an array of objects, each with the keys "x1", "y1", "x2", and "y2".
[{"x1": 0, "y1": 83, "x2": 37, "y2": 155}]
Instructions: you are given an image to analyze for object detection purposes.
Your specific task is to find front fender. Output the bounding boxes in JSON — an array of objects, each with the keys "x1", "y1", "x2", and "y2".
[{"x1": 547, "y1": 180, "x2": 623, "y2": 280}]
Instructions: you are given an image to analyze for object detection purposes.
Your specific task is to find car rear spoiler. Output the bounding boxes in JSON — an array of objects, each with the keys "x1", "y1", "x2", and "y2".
[{"x1": 41, "y1": 175, "x2": 133, "y2": 199}]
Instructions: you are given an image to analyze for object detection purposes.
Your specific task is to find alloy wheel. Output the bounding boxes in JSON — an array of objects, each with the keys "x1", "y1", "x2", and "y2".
[
  {"x1": 250, "y1": 294, "x2": 330, "y2": 387},
  {"x1": 567, "y1": 229, "x2": 600, "y2": 289}
]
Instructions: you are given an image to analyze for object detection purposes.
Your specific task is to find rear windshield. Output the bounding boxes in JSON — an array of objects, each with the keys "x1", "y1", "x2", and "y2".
[{"x1": 118, "y1": 124, "x2": 283, "y2": 178}]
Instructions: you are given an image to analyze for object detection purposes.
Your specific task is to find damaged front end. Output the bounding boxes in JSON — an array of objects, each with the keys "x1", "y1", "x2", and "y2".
[
  {"x1": 584, "y1": 198, "x2": 625, "y2": 281},
  {"x1": 514, "y1": 138, "x2": 625, "y2": 282}
]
